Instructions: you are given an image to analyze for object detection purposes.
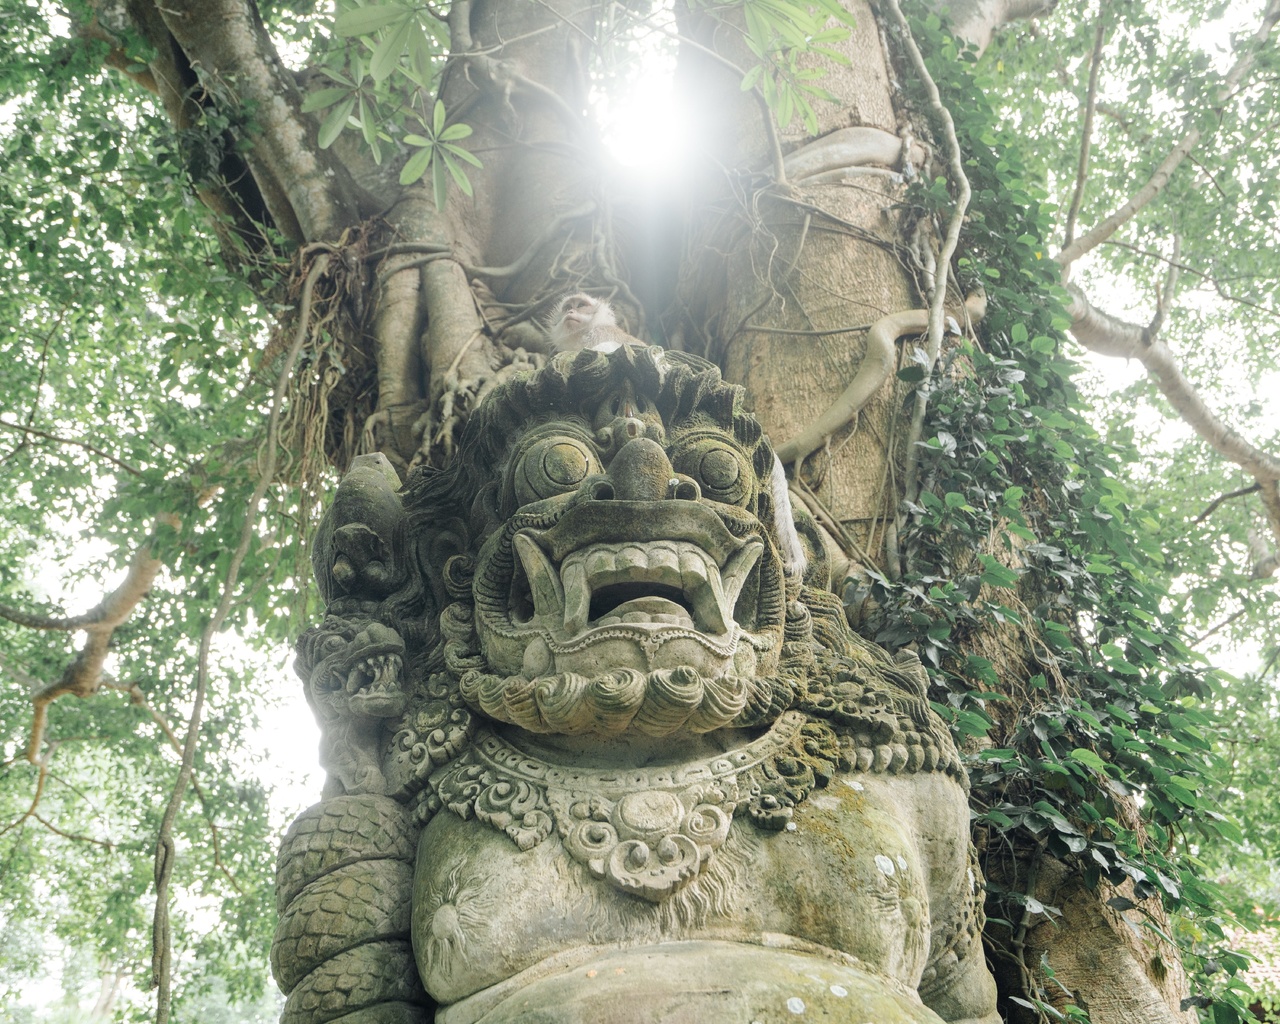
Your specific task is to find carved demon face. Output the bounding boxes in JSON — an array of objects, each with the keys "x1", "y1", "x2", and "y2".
[{"x1": 429, "y1": 350, "x2": 792, "y2": 740}]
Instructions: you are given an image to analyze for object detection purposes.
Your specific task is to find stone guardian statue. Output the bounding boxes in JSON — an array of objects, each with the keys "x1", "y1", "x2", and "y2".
[{"x1": 272, "y1": 345, "x2": 1000, "y2": 1024}]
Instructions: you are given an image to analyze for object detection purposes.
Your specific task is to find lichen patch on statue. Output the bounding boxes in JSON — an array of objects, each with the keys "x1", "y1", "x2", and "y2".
[{"x1": 274, "y1": 345, "x2": 999, "y2": 1024}]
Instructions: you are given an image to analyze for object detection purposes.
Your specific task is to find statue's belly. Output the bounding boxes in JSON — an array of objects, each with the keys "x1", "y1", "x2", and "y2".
[
  {"x1": 413, "y1": 776, "x2": 931, "y2": 1009},
  {"x1": 434, "y1": 940, "x2": 945, "y2": 1024}
]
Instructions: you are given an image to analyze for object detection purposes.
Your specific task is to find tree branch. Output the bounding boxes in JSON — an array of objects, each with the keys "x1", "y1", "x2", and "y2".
[
  {"x1": 1064, "y1": 285, "x2": 1280, "y2": 484},
  {"x1": 1256, "y1": 483, "x2": 1280, "y2": 577},
  {"x1": 1055, "y1": 0, "x2": 1280, "y2": 267},
  {"x1": 74, "y1": 6, "x2": 159, "y2": 93},
  {"x1": 1194, "y1": 483, "x2": 1261, "y2": 524},
  {"x1": 926, "y1": 0, "x2": 1057, "y2": 55},
  {"x1": 152, "y1": 253, "x2": 330, "y2": 1023},
  {"x1": 1145, "y1": 234, "x2": 1181, "y2": 340},
  {"x1": 1062, "y1": 9, "x2": 1105, "y2": 252},
  {"x1": 0, "y1": 418, "x2": 143, "y2": 477},
  {"x1": 150, "y1": 0, "x2": 364, "y2": 241},
  {"x1": 1098, "y1": 240, "x2": 1275, "y2": 318},
  {"x1": 18, "y1": 517, "x2": 177, "y2": 764}
]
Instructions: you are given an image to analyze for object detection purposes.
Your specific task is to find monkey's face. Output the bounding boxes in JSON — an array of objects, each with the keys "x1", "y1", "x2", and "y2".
[{"x1": 554, "y1": 292, "x2": 614, "y2": 334}]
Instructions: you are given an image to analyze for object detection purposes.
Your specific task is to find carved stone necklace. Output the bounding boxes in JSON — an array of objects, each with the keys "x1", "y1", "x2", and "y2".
[{"x1": 426, "y1": 710, "x2": 840, "y2": 902}]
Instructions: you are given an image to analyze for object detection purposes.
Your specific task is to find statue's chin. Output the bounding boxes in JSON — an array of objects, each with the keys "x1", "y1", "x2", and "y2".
[
  {"x1": 493, "y1": 620, "x2": 761, "y2": 681},
  {"x1": 457, "y1": 658, "x2": 781, "y2": 739}
]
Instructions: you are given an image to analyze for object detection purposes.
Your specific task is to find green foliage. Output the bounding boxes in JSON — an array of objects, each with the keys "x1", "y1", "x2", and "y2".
[
  {"x1": 846, "y1": 6, "x2": 1274, "y2": 1020},
  {"x1": 682, "y1": 0, "x2": 852, "y2": 134},
  {"x1": 303, "y1": 1, "x2": 477, "y2": 202},
  {"x1": 981, "y1": 0, "x2": 1280, "y2": 661},
  {"x1": 0, "y1": 5, "x2": 313, "y2": 1018},
  {"x1": 2, "y1": 0, "x2": 1277, "y2": 1020}
]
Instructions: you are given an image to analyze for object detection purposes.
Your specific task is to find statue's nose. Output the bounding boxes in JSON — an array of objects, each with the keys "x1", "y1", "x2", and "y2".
[{"x1": 606, "y1": 437, "x2": 675, "y2": 501}]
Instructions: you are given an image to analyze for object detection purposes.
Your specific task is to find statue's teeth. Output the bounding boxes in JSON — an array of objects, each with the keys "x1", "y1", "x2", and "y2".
[
  {"x1": 548, "y1": 538, "x2": 761, "y2": 637},
  {"x1": 616, "y1": 544, "x2": 647, "y2": 572},
  {"x1": 514, "y1": 533, "x2": 565, "y2": 621},
  {"x1": 721, "y1": 540, "x2": 764, "y2": 611},
  {"x1": 586, "y1": 547, "x2": 615, "y2": 578},
  {"x1": 648, "y1": 544, "x2": 680, "y2": 574},
  {"x1": 673, "y1": 548, "x2": 722, "y2": 634},
  {"x1": 562, "y1": 560, "x2": 590, "y2": 635}
]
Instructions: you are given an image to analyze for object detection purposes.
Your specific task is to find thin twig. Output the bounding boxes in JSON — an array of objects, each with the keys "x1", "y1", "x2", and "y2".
[
  {"x1": 151, "y1": 254, "x2": 330, "y2": 1024},
  {"x1": 1, "y1": 308, "x2": 65, "y2": 467},
  {"x1": 0, "y1": 418, "x2": 143, "y2": 477},
  {"x1": 1056, "y1": 0, "x2": 1280, "y2": 267},
  {"x1": 32, "y1": 812, "x2": 114, "y2": 850},
  {"x1": 1062, "y1": 11, "x2": 1106, "y2": 254},
  {"x1": 1099, "y1": 239, "x2": 1275, "y2": 317},
  {"x1": 1146, "y1": 234, "x2": 1181, "y2": 340},
  {"x1": 745, "y1": 322, "x2": 872, "y2": 337},
  {"x1": 1191, "y1": 609, "x2": 1248, "y2": 647},
  {"x1": 1194, "y1": 482, "x2": 1261, "y2": 524},
  {"x1": 375, "y1": 202, "x2": 596, "y2": 289},
  {"x1": 0, "y1": 741, "x2": 60, "y2": 842}
]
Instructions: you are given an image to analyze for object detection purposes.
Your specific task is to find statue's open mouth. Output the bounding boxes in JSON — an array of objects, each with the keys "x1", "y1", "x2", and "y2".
[
  {"x1": 511, "y1": 535, "x2": 763, "y2": 639},
  {"x1": 313, "y1": 623, "x2": 406, "y2": 719},
  {"x1": 469, "y1": 499, "x2": 782, "y2": 684}
]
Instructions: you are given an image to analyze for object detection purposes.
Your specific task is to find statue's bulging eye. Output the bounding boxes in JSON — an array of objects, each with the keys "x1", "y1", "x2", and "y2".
[
  {"x1": 698, "y1": 449, "x2": 741, "y2": 491},
  {"x1": 672, "y1": 437, "x2": 755, "y2": 507},
  {"x1": 513, "y1": 436, "x2": 599, "y2": 505},
  {"x1": 543, "y1": 442, "x2": 590, "y2": 485}
]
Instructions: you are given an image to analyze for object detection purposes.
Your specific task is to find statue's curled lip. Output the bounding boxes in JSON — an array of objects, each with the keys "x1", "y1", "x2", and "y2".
[{"x1": 510, "y1": 501, "x2": 764, "y2": 640}]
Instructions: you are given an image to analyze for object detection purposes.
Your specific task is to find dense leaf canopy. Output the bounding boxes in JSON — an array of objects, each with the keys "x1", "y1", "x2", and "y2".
[{"x1": 0, "y1": 0, "x2": 1277, "y2": 1021}]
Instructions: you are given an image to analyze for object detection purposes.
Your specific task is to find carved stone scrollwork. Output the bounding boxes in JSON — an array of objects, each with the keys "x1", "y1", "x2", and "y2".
[{"x1": 429, "y1": 713, "x2": 821, "y2": 900}]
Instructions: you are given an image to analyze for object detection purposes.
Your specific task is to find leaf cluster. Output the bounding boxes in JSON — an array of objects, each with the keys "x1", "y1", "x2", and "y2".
[
  {"x1": 853, "y1": 8, "x2": 1269, "y2": 1021},
  {"x1": 0, "y1": 7, "x2": 318, "y2": 1017}
]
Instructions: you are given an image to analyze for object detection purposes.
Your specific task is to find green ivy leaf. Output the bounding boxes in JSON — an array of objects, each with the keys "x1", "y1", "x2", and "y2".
[{"x1": 1070, "y1": 748, "x2": 1107, "y2": 771}]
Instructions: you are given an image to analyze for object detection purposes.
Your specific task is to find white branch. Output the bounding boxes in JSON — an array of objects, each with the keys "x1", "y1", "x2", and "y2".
[
  {"x1": 1065, "y1": 285, "x2": 1280, "y2": 483},
  {"x1": 153, "y1": 0, "x2": 363, "y2": 241},
  {"x1": 1055, "y1": 0, "x2": 1280, "y2": 267},
  {"x1": 926, "y1": 0, "x2": 1057, "y2": 55}
]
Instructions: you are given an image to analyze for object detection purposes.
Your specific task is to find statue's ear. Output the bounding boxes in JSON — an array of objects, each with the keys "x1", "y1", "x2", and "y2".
[
  {"x1": 311, "y1": 504, "x2": 338, "y2": 606},
  {"x1": 312, "y1": 453, "x2": 406, "y2": 606},
  {"x1": 414, "y1": 517, "x2": 471, "y2": 608},
  {"x1": 469, "y1": 479, "x2": 503, "y2": 543}
]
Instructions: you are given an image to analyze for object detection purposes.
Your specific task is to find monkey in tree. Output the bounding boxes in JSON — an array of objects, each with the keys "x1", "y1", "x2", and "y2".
[{"x1": 546, "y1": 292, "x2": 644, "y2": 353}]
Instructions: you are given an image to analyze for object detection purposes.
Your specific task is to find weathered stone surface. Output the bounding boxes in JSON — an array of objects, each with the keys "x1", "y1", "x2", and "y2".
[
  {"x1": 274, "y1": 347, "x2": 998, "y2": 1024},
  {"x1": 272, "y1": 859, "x2": 414, "y2": 992},
  {"x1": 325, "y1": 1005, "x2": 432, "y2": 1024},
  {"x1": 437, "y1": 941, "x2": 944, "y2": 1024},
  {"x1": 281, "y1": 942, "x2": 428, "y2": 1024},
  {"x1": 276, "y1": 796, "x2": 416, "y2": 913}
]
